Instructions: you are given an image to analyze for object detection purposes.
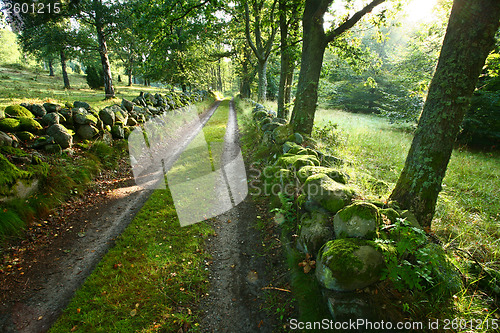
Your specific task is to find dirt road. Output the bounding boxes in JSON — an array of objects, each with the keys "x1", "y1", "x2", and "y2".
[{"x1": 0, "y1": 99, "x2": 276, "y2": 332}]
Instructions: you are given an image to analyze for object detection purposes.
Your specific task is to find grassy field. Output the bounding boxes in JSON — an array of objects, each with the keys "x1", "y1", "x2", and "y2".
[
  {"x1": 0, "y1": 64, "x2": 176, "y2": 111},
  {"x1": 313, "y1": 108, "x2": 500, "y2": 325}
]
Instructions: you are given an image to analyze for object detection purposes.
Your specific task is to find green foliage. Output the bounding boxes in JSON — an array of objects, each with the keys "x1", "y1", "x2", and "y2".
[
  {"x1": 86, "y1": 65, "x2": 104, "y2": 89},
  {"x1": 0, "y1": 29, "x2": 22, "y2": 64},
  {"x1": 458, "y1": 77, "x2": 500, "y2": 148},
  {"x1": 378, "y1": 218, "x2": 432, "y2": 291},
  {"x1": 311, "y1": 120, "x2": 346, "y2": 147}
]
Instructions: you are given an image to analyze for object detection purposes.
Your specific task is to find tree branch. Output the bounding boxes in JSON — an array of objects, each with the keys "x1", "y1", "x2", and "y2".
[{"x1": 325, "y1": 0, "x2": 385, "y2": 43}]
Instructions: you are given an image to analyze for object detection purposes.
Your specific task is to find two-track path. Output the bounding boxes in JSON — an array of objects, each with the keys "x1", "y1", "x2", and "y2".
[{"x1": 0, "y1": 99, "x2": 275, "y2": 332}]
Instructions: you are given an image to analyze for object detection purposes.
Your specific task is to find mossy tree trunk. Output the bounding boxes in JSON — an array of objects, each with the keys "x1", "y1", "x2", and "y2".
[
  {"x1": 290, "y1": 0, "x2": 385, "y2": 134},
  {"x1": 59, "y1": 49, "x2": 70, "y2": 89},
  {"x1": 389, "y1": 0, "x2": 500, "y2": 228}
]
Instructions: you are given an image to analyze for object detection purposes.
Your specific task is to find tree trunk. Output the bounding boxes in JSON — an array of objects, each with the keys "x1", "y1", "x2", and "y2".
[
  {"x1": 48, "y1": 58, "x2": 55, "y2": 76},
  {"x1": 285, "y1": 69, "x2": 293, "y2": 107},
  {"x1": 290, "y1": 0, "x2": 327, "y2": 134},
  {"x1": 257, "y1": 59, "x2": 268, "y2": 102},
  {"x1": 290, "y1": 0, "x2": 385, "y2": 134},
  {"x1": 128, "y1": 72, "x2": 132, "y2": 86},
  {"x1": 96, "y1": 24, "x2": 115, "y2": 99},
  {"x1": 389, "y1": 0, "x2": 500, "y2": 228},
  {"x1": 277, "y1": 0, "x2": 289, "y2": 119},
  {"x1": 59, "y1": 50, "x2": 70, "y2": 89}
]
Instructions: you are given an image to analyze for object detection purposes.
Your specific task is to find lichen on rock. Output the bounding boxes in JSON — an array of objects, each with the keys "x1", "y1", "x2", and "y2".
[{"x1": 316, "y1": 238, "x2": 385, "y2": 291}]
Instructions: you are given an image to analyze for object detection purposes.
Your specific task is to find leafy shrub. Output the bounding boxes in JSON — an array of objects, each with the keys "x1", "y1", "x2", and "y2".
[
  {"x1": 312, "y1": 120, "x2": 347, "y2": 147},
  {"x1": 458, "y1": 78, "x2": 500, "y2": 148},
  {"x1": 86, "y1": 65, "x2": 104, "y2": 89}
]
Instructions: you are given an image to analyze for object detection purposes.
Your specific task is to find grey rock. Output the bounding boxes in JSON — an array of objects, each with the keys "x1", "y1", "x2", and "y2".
[
  {"x1": 31, "y1": 104, "x2": 47, "y2": 117},
  {"x1": 42, "y1": 112, "x2": 60, "y2": 126},
  {"x1": 77, "y1": 124, "x2": 99, "y2": 140},
  {"x1": 74, "y1": 101, "x2": 90, "y2": 110},
  {"x1": 297, "y1": 211, "x2": 334, "y2": 255},
  {"x1": 121, "y1": 98, "x2": 134, "y2": 112},
  {"x1": 43, "y1": 102, "x2": 61, "y2": 113},
  {"x1": 99, "y1": 108, "x2": 115, "y2": 126},
  {"x1": 47, "y1": 124, "x2": 72, "y2": 149},
  {"x1": 0, "y1": 131, "x2": 13, "y2": 146}
]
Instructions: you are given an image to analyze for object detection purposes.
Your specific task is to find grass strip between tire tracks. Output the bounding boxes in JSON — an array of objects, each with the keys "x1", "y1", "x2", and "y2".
[{"x1": 50, "y1": 100, "x2": 232, "y2": 332}]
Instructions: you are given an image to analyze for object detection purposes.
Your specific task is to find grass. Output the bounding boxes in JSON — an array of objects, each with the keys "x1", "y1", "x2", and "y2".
[
  {"x1": 0, "y1": 65, "x2": 181, "y2": 111},
  {"x1": 49, "y1": 187, "x2": 214, "y2": 332},
  {"x1": 237, "y1": 98, "x2": 500, "y2": 330},
  {"x1": 50, "y1": 99, "x2": 229, "y2": 332},
  {"x1": 312, "y1": 108, "x2": 500, "y2": 329}
]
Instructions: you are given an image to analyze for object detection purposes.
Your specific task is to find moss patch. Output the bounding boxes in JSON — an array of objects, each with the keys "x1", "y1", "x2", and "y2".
[
  {"x1": 0, "y1": 152, "x2": 30, "y2": 196},
  {"x1": 19, "y1": 117, "x2": 43, "y2": 134},
  {"x1": 0, "y1": 118, "x2": 21, "y2": 132},
  {"x1": 338, "y1": 202, "x2": 380, "y2": 223},
  {"x1": 4, "y1": 105, "x2": 34, "y2": 118}
]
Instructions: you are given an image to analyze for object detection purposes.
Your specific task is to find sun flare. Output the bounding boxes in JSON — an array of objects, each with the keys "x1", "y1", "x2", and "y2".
[{"x1": 405, "y1": 0, "x2": 438, "y2": 23}]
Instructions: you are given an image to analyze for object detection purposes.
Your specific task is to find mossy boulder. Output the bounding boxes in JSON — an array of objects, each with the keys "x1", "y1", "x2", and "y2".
[
  {"x1": 0, "y1": 118, "x2": 21, "y2": 133},
  {"x1": 0, "y1": 152, "x2": 31, "y2": 196},
  {"x1": 0, "y1": 109, "x2": 4, "y2": 120},
  {"x1": 19, "y1": 118, "x2": 43, "y2": 134},
  {"x1": 399, "y1": 210, "x2": 421, "y2": 229},
  {"x1": 282, "y1": 141, "x2": 302, "y2": 154},
  {"x1": 16, "y1": 131, "x2": 35, "y2": 142},
  {"x1": 297, "y1": 166, "x2": 348, "y2": 184},
  {"x1": 111, "y1": 124, "x2": 124, "y2": 139},
  {"x1": 253, "y1": 110, "x2": 269, "y2": 121},
  {"x1": 276, "y1": 154, "x2": 320, "y2": 171},
  {"x1": 261, "y1": 122, "x2": 280, "y2": 133},
  {"x1": 114, "y1": 108, "x2": 128, "y2": 125},
  {"x1": 287, "y1": 132, "x2": 304, "y2": 144},
  {"x1": 334, "y1": 202, "x2": 381, "y2": 239},
  {"x1": 47, "y1": 124, "x2": 72, "y2": 149},
  {"x1": 99, "y1": 108, "x2": 115, "y2": 126},
  {"x1": 379, "y1": 208, "x2": 400, "y2": 224},
  {"x1": 273, "y1": 124, "x2": 294, "y2": 144},
  {"x1": 316, "y1": 238, "x2": 385, "y2": 291},
  {"x1": 73, "y1": 108, "x2": 97, "y2": 126},
  {"x1": 4, "y1": 105, "x2": 34, "y2": 118},
  {"x1": 259, "y1": 117, "x2": 272, "y2": 127},
  {"x1": 303, "y1": 174, "x2": 355, "y2": 214},
  {"x1": 297, "y1": 211, "x2": 334, "y2": 255}
]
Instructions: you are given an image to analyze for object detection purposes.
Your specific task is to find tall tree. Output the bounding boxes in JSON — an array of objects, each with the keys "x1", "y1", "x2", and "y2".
[
  {"x1": 389, "y1": 0, "x2": 500, "y2": 228},
  {"x1": 243, "y1": 0, "x2": 278, "y2": 102},
  {"x1": 71, "y1": 0, "x2": 122, "y2": 98},
  {"x1": 290, "y1": 0, "x2": 386, "y2": 134},
  {"x1": 277, "y1": 0, "x2": 302, "y2": 119},
  {"x1": 18, "y1": 19, "x2": 77, "y2": 89}
]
